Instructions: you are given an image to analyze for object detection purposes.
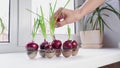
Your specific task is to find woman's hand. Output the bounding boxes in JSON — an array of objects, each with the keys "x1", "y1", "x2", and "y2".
[
  {"x1": 54, "y1": 0, "x2": 105, "y2": 28},
  {"x1": 54, "y1": 8, "x2": 79, "y2": 27}
]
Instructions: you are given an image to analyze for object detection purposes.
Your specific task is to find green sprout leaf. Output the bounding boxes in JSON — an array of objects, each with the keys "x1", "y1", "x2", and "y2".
[
  {"x1": 39, "y1": 6, "x2": 47, "y2": 39},
  {"x1": 55, "y1": 0, "x2": 70, "y2": 20},
  {"x1": 67, "y1": 25, "x2": 71, "y2": 40},
  {"x1": 49, "y1": 0, "x2": 70, "y2": 39},
  {"x1": 53, "y1": 0, "x2": 57, "y2": 12},
  {"x1": 63, "y1": 0, "x2": 70, "y2": 9},
  {"x1": 31, "y1": 6, "x2": 47, "y2": 40},
  {"x1": 26, "y1": 9, "x2": 40, "y2": 17},
  {"x1": 26, "y1": 9, "x2": 49, "y2": 23},
  {"x1": 32, "y1": 18, "x2": 39, "y2": 40},
  {"x1": 0, "y1": 18, "x2": 5, "y2": 35},
  {"x1": 49, "y1": 3, "x2": 55, "y2": 37}
]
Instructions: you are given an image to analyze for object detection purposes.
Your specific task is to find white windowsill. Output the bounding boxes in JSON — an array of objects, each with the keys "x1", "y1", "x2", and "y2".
[{"x1": 0, "y1": 48, "x2": 120, "y2": 68}]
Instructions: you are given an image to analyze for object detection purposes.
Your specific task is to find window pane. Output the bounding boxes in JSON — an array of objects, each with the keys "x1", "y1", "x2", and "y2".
[
  {"x1": 0, "y1": 0, "x2": 9, "y2": 42},
  {"x1": 31, "y1": 0, "x2": 75, "y2": 34}
]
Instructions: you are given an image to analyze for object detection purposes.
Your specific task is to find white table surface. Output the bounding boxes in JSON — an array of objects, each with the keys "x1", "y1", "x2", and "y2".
[{"x1": 0, "y1": 48, "x2": 120, "y2": 68}]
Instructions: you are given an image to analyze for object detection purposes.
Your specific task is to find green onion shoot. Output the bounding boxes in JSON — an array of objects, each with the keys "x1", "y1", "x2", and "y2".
[
  {"x1": 49, "y1": 0, "x2": 70, "y2": 40},
  {"x1": 67, "y1": 25, "x2": 71, "y2": 40}
]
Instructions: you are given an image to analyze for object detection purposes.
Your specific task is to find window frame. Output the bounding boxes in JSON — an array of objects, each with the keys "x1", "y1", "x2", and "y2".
[
  {"x1": 0, "y1": 0, "x2": 25, "y2": 53},
  {"x1": 0, "y1": 0, "x2": 10, "y2": 43}
]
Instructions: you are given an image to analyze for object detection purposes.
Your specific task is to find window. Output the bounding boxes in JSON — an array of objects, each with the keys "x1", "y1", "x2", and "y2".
[
  {"x1": 0, "y1": 0, "x2": 21, "y2": 53},
  {"x1": 0, "y1": 0, "x2": 9, "y2": 42},
  {"x1": 0, "y1": 0, "x2": 76, "y2": 53}
]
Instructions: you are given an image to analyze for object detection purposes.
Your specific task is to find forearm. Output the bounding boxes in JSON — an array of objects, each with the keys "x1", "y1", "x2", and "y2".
[{"x1": 75, "y1": 0, "x2": 105, "y2": 20}]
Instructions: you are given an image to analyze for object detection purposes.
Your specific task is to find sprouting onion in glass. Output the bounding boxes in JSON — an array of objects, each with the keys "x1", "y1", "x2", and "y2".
[
  {"x1": 62, "y1": 25, "x2": 78, "y2": 58},
  {"x1": 50, "y1": 0, "x2": 70, "y2": 57},
  {"x1": 25, "y1": 13, "x2": 39, "y2": 59}
]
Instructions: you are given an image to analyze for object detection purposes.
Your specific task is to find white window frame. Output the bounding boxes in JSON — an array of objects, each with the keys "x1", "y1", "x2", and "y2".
[{"x1": 0, "y1": 0, "x2": 25, "y2": 53}]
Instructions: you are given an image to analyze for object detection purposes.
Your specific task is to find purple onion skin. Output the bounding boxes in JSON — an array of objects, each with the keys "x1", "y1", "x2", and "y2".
[
  {"x1": 51, "y1": 40, "x2": 62, "y2": 49},
  {"x1": 40, "y1": 41, "x2": 48, "y2": 49},
  {"x1": 63, "y1": 40, "x2": 72, "y2": 49},
  {"x1": 26, "y1": 41, "x2": 39, "y2": 51},
  {"x1": 72, "y1": 40, "x2": 78, "y2": 49},
  {"x1": 45, "y1": 44, "x2": 53, "y2": 50}
]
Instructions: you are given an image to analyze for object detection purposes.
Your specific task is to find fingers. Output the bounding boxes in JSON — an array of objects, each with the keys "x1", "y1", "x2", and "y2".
[
  {"x1": 55, "y1": 13, "x2": 67, "y2": 28},
  {"x1": 54, "y1": 7, "x2": 63, "y2": 18},
  {"x1": 54, "y1": 7, "x2": 66, "y2": 28},
  {"x1": 55, "y1": 20, "x2": 67, "y2": 28},
  {"x1": 56, "y1": 13, "x2": 64, "y2": 22},
  {"x1": 54, "y1": 8, "x2": 73, "y2": 28}
]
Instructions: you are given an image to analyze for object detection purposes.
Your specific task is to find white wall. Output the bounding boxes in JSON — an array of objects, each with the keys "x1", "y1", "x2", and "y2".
[{"x1": 103, "y1": 0, "x2": 120, "y2": 48}]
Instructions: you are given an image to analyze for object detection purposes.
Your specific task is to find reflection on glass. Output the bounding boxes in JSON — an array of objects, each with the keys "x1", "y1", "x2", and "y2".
[
  {"x1": 31, "y1": 0, "x2": 74, "y2": 34},
  {"x1": 0, "y1": 0, "x2": 9, "y2": 42}
]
